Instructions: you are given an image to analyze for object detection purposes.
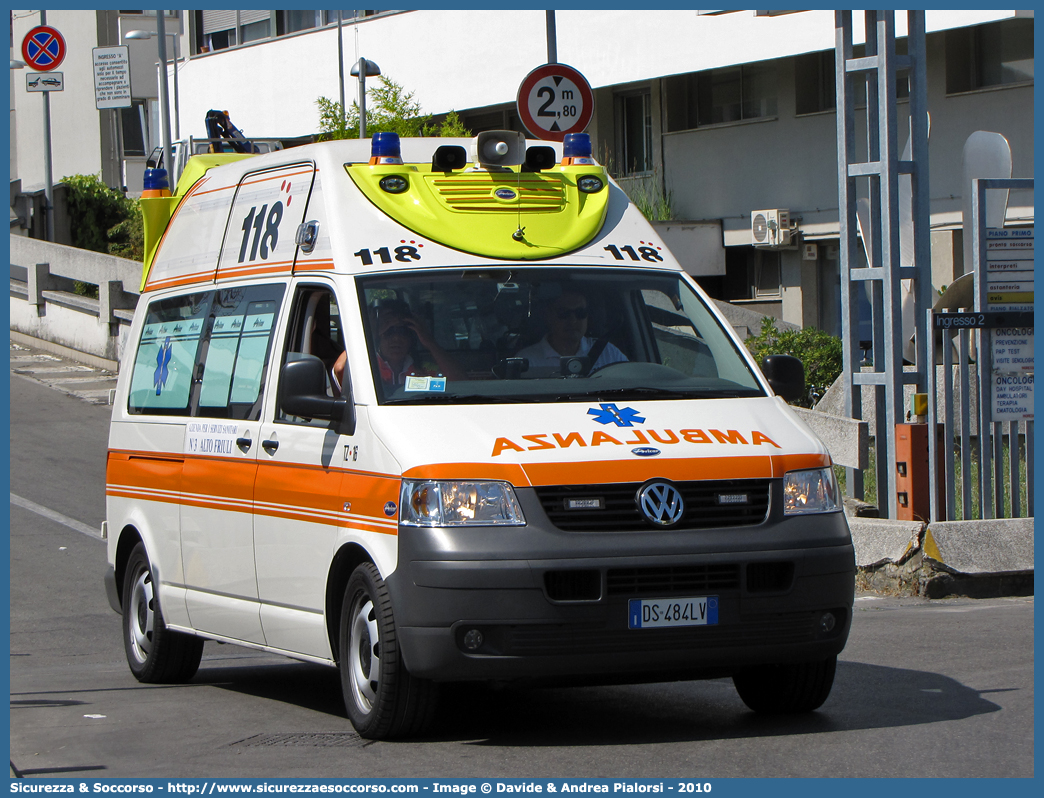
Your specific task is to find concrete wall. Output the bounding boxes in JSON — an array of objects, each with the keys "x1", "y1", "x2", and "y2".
[{"x1": 9, "y1": 236, "x2": 141, "y2": 367}]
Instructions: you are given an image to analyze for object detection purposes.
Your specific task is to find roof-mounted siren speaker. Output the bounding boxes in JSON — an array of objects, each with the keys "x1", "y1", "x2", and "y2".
[
  {"x1": 751, "y1": 209, "x2": 791, "y2": 247},
  {"x1": 473, "y1": 130, "x2": 526, "y2": 168}
]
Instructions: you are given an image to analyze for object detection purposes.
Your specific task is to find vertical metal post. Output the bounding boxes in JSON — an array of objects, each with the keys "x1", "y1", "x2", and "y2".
[
  {"x1": 926, "y1": 308, "x2": 939, "y2": 520},
  {"x1": 1008, "y1": 420, "x2": 1019, "y2": 517},
  {"x1": 171, "y1": 31, "x2": 180, "y2": 143},
  {"x1": 40, "y1": 10, "x2": 55, "y2": 242},
  {"x1": 959, "y1": 328, "x2": 972, "y2": 517},
  {"x1": 834, "y1": 11, "x2": 863, "y2": 500},
  {"x1": 156, "y1": 11, "x2": 173, "y2": 174},
  {"x1": 972, "y1": 180, "x2": 993, "y2": 518},
  {"x1": 337, "y1": 12, "x2": 346, "y2": 128},
  {"x1": 358, "y1": 58, "x2": 368, "y2": 140},
  {"x1": 1026, "y1": 421, "x2": 1034, "y2": 516},
  {"x1": 908, "y1": 11, "x2": 932, "y2": 395},
  {"x1": 546, "y1": 11, "x2": 558, "y2": 64},
  {"x1": 942, "y1": 324, "x2": 956, "y2": 520}
]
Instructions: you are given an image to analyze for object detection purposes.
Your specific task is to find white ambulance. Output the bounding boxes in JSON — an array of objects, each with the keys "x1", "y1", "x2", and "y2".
[{"x1": 104, "y1": 131, "x2": 855, "y2": 739}]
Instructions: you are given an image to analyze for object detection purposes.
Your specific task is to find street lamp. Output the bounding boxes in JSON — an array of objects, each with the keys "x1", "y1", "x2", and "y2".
[
  {"x1": 126, "y1": 22, "x2": 182, "y2": 174},
  {"x1": 349, "y1": 58, "x2": 381, "y2": 139}
]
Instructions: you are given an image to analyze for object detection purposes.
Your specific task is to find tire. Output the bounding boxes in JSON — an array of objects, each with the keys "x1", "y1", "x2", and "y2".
[
  {"x1": 122, "y1": 542, "x2": 204, "y2": 683},
  {"x1": 339, "y1": 562, "x2": 437, "y2": 739},
  {"x1": 732, "y1": 656, "x2": 837, "y2": 714}
]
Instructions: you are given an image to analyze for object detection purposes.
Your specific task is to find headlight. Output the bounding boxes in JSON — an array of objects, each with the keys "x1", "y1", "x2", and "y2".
[
  {"x1": 400, "y1": 480, "x2": 526, "y2": 527},
  {"x1": 576, "y1": 175, "x2": 604, "y2": 193},
  {"x1": 379, "y1": 175, "x2": 409, "y2": 194},
  {"x1": 783, "y1": 467, "x2": 841, "y2": 515}
]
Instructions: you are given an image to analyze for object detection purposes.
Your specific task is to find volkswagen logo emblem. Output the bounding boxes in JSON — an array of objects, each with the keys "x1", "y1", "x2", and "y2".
[{"x1": 636, "y1": 481, "x2": 685, "y2": 527}]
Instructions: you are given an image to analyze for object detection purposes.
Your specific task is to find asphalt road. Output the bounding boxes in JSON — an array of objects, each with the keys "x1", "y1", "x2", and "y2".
[{"x1": 8, "y1": 346, "x2": 1035, "y2": 779}]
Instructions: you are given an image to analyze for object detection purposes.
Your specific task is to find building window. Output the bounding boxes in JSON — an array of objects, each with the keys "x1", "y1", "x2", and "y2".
[
  {"x1": 120, "y1": 100, "x2": 149, "y2": 158},
  {"x1": 615, "y1": 91, "x2": 652, "y2": 175},
  {"x1": 194, "y1": 11, "x2": 382, "y2": 53},
  {"x1": 200, "y1": 10, "x2": 272, "y2": 51},
  {"x1": 753, "y1": 249, "x2": 782, "y2": 298},
  {"x1": 795, "y1": 41, "x2": 909, "y2": 116},
  {"x1": 795, "y1": 51, "x2": 836, "y2": 115},
  {"x1": 665, "y1": 62, "x2": 777, "y2": 131},
  {"x1": 946, "y1": 18, "x2": 1033, "y2": 94},
  {"x1": 723, "y1": 247, "x2": 781, "y2": 302}
]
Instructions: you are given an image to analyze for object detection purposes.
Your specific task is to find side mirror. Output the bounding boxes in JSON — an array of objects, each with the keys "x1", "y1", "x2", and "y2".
[
  {"x1": 278, "y1": 355, "x2": 356, "y2": 436},
  {"x1": 760, "y1": 354, "x2": 805, "y2": 404}
]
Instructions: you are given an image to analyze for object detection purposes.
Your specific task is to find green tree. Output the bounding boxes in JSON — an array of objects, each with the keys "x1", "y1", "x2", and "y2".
[
  {"x1": 317, "y1": 75, "x2": 470, "y2": 140},
  {"x1": 745, "y1": 318, "x2": 843, "y2": 408}
]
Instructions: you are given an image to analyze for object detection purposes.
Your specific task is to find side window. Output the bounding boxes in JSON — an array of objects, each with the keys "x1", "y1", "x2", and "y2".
[
  {"x1": 642, "y1": 289, "x2": 718, "y2": 378},
  {"x1": 128, "y1": 291, "x2": 211, "y2": 415},
  {"x1": 278, "y1": 285, "x2": 345, "y2": 425},
  {"x1": 196, "y1": 284, "x2": 285, "y2": 420}
]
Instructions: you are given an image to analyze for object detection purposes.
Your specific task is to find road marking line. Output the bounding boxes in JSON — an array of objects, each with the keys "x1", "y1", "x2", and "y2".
[{"x1": 9, "y1": 493, "x2": 103, "y2": 540}]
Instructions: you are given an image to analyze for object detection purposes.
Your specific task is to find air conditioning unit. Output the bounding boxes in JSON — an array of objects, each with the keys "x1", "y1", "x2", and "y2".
[{"x1": 751, "y1": 209, "x2": 791, "y2": 247}]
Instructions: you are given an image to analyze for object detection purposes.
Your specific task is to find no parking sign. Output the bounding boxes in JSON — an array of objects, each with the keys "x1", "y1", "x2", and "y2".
[{"x1": 22, "y1": 25, "x2": 66, "y2": 71}]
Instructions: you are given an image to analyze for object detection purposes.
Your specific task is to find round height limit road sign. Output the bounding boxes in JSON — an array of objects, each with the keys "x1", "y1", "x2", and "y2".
[
  {"x1": 517, "y1": 63, "x2": 593, "y2": 142},
  {"x1": 22, "y1": 25, "x2": 66, "y2": 71}
]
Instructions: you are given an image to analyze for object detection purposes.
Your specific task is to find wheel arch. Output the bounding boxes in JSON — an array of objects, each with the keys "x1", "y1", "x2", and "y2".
[
  {"x1": 326, "y1": 542, "x2": 375, "y2": 664},
  {"x1": 113, "y1": 524, "x2": 145, "y2": 610}
]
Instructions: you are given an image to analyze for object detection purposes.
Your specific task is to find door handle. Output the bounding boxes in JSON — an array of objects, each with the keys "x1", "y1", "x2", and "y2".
[
  {"x1": 236, "y1": 437, "x2": 252, "y2": 452},
  {"x1": 262, "y1": 439, "x2": 279, "y2": 455}
]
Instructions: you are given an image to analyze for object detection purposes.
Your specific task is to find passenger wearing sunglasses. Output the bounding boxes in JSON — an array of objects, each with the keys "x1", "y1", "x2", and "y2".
[{"x1": 515, "y1": 290, "x2": 626, "y2": 372}]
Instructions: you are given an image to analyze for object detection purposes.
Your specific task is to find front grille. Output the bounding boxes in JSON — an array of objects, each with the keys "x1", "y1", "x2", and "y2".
[
  {"x1": 428, "y1": 173, "x2": 565, "y2": 213},
  {"x1": 746, "y1": 561, "x2": 795, "y2": 593},
  {"x1": 535, "y1": 479, "x2": 772, "y2": 532},
  {"x1": 606, "y1": 564, "x2": 741, "y2": 596}
]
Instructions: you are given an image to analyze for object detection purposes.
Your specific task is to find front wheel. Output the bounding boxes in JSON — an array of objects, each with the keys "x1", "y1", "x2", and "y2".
[
  {"x1": 732, "y1": 656, "x2": 837, "y2": 714},
  {"x1": 339, "y1": 562, "x2": 437, "y2": 739},
  {"x1": 122, "y1": 542, "x2": 203, "y2": 683}
]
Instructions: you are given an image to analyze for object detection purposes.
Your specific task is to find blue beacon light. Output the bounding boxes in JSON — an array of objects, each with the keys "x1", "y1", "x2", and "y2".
[
  {"x1": 370, "y1": 132, "x2": 403, "y2": 165},
  {"x1": 562, "y1": 133, "x2": 596, "y2": 166}
]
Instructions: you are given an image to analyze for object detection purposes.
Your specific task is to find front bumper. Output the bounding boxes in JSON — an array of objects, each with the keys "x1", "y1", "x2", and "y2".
[{"x1": 386, "y1": 487, "x2": 855, "y2": 682}]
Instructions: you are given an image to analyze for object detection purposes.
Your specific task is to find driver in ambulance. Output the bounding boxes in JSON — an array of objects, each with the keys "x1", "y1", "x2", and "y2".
[{"x1": 515, "y1": 289, "x2": 627, "y2": 371}]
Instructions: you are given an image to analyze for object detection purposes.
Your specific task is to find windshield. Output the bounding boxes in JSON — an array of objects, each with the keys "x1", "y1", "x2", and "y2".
[{"x1": 357, "y1": 268, "x2": 765, "y2": 405}]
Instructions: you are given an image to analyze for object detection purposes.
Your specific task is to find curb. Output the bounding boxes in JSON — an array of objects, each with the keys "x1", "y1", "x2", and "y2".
[{"x1": 848, "y1": 516, "x2": 1034, "y2": 598}]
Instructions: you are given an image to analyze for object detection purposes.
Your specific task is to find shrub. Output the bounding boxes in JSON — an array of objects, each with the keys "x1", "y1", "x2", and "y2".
[
  {"x1": 61, "y1": 173, "x2": 143, "y2": 261},
  {"x1": 745, "y1": 318, "x2": 843, "y2": 408}
]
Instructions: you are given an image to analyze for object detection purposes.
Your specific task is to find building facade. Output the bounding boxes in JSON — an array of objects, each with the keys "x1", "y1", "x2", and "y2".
[{"x1": 9, "y1": 9, "x2": 1034, "y2": 335}]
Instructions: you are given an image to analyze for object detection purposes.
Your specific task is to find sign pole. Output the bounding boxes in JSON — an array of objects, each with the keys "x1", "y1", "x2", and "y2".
[
  {"x1": 155, "y1": 10, "x2": 173, "y2": 176},
  {"x1": 40, "y1": 11, "x2": 54, "y2": 241},
  {"x1": 545, "y1": 11, "x2": 557, "y2": 64}
]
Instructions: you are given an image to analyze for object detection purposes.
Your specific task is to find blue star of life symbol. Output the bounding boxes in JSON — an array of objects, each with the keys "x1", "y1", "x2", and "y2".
[
  {"x1": 154, "y1": 337, "x2": 172, "y2": 395},
  {"x1": 588, "y1": 403, "x2": 645, "y2": 427}
]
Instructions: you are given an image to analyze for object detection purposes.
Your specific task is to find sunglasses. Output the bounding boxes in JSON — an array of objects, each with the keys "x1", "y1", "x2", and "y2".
[
  {"x1": 380, "y1": 324, "x2": 413, "y2": 338},
  {"x1": 555, "y1": 306, "x2": 588, "y2": 321}
]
